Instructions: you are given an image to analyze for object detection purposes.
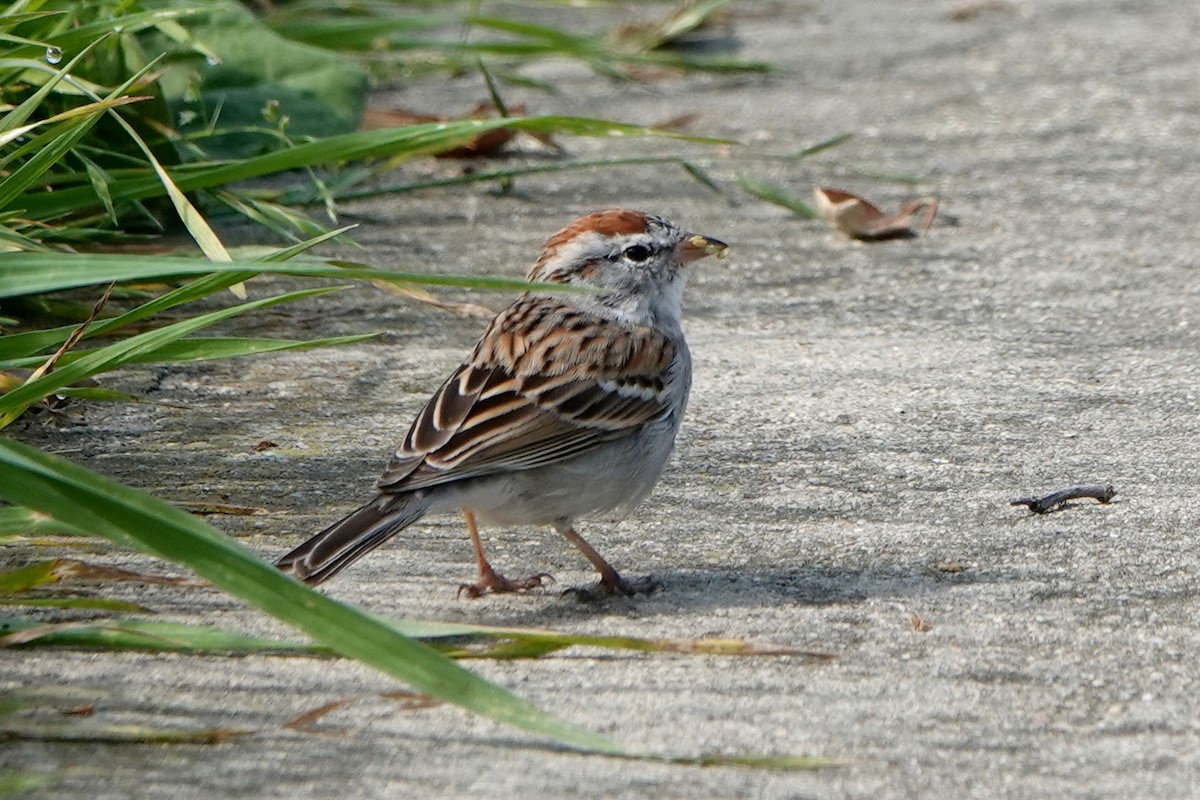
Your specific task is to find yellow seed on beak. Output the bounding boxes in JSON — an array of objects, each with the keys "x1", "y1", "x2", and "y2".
[{"x1": 685, "y1": 234, "x2": 730, "y2": 261}]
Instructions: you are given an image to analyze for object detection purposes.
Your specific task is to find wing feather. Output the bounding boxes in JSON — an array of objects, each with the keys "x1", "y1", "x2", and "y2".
[{"x1": 377, "y1": 298, "x2": 677, "y2": 492}]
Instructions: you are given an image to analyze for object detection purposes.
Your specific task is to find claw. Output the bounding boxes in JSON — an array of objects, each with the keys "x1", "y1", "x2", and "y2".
[
  {"x1": 566, "y1": 574, "x2": 659, "y2": 602},
  {"x1": 457, "y1": 571, "x2": 555, "y2": 599}
]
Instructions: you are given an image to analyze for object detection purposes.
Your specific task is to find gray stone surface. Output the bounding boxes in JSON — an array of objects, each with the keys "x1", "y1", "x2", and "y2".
[{"x1": 5, "y1": 1, "x2": 1200, "y2": 797}]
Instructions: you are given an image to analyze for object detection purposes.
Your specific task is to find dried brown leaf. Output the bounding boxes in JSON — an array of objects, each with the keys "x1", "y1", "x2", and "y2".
[
  {"x1": 813, "y1": 186, "x2": 938, "y2": 241},
  {"x1": 374, "y1": 282, "x2": 495, "y2": 319},
  {"x1": 380, "y1": 690, "x2": 442, "y2": 711},
  {"x1": 61, "y1": 704, "x2": 97, "y2": 718},
  {"x1": 360, "y1": 102, "x2": 557, "y2": 158},
  {"x1": 282, "y1": 698, "x2": 354, "y2": 733},
  {"x1": 27, "y1": 284, "x2": 114, "y2": 383},
  {"x1": 652, "y1": 112, "x2": 702, "y2": 132},
  {"x1": 50, "y1": 558, "x2": 191, "y2": 586},
  {"x1": 283, "y1": 692, "x2": 441, "y2": 735},
  {"x1": 177, "y1": 502, "x2": 278, "y2": 517}
]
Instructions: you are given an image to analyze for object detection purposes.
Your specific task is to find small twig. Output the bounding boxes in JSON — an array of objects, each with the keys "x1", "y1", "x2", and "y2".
[{"x1": 1010, "y1": 484, "x2": 1117, "y2": 514}]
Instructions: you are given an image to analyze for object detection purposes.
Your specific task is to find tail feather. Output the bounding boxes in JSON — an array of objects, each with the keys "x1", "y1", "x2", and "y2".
[{"x1": 276, "y1": 494, "x2": 429, "y2": 585}]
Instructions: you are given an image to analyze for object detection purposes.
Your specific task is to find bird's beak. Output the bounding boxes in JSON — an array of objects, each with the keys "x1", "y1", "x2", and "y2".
[{"x1": 677, "y1": 234, "x2": 730, "y2": 264}]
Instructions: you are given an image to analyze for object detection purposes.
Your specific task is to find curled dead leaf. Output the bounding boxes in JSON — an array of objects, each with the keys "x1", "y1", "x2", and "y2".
[
  {"x1": 813, "y1": 186, "x2": 938, "y2": 241},
  {"x1": 360, "y1": 102, "x2": 558, "y2": 158}
]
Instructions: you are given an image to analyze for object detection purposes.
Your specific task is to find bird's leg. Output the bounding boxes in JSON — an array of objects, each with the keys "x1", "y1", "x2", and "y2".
[
  {"x1": 555, "y1": 523, "x2": 657, "y2": 599},
  {"x1": 457, "y1": 510, "x2": 553, "y2": 599}
]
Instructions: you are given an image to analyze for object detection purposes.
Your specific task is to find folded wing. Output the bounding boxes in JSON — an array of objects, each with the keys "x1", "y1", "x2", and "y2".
[{"x1": 378, "y1": 297, "x2": 675, "y2": 492}]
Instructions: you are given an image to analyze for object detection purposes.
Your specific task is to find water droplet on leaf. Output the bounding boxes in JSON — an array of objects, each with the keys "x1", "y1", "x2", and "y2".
[{"x1": 45, "y1": 46, "x2": 62, "y2": 64}]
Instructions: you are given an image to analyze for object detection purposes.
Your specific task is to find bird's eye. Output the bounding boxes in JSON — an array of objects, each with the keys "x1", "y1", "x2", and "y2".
[{"x1": 622, "y1": 244, "x2": 652, "y2": 262}]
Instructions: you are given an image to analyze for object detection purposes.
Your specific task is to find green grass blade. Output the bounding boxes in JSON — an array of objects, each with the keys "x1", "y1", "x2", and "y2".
[
  {"x1": 266, "y1": 12, "x2": 452, "y2": 51},
  {"x1": 104, "y1": 93, "x2": 233, "y2": 263},
  {"x1": 1, "y1": 613, "x2": 822, "y2": 660},
  {"x1": 0, "y1": 506, "x2": 90, "y2": 537},
  {"x1": 120, "y1": 334, "x2": 379, "y2": 363},
  {"x1": 0, "y1": 11, "x2": 65, "y2": 32},
  {"x1": 0, "y1": 229, "x2": 352, "y2": 361},
  {"x1": 18, "y1": 116, "x2": 732, "y2": 220},
  {"x1": 0, "y1": 772, "x2": 55, "y2": 795},
  {"x1": 0, "y1": 34, "x2": 103, "y2": 136},
  {"x1": 0, "y1": 97, "x2": 145, "y2": 151},
  {"x1": 736, "y1": 175, "x2": 819, "y2": 218},
  {"x1": 7, "y1": 7, "x2": 209, "y2": 62},
  {"x1": 0, "y1": 270, "x2": 258, "y2": 360},
  {"x1": 0, "y1": 617, "x2": 322, "y2": 653},
  {"x1": 1, "y1": 334, "x2": 378, "y2": 371},
  {"x1": 0, "y1": 560, "x2": 56, "y2": 593},
  {"x1": 0, "y1": 286, "x2": 346, "y2": 427},
  {"x1": 789, "y1": 132, "x2": 854, "y2": 159},
  {"x1": 0, "y1": 597, "x2": 144, "y2": 611},
  {"x1": 0, "y1": 112, "x2": 106, "y2": 211},
  {"x1": 0, "y1": 253, "x2": 564, "y2": 298},
  {"x1": 0, "y1": 436, "x2": 625, "y2": 755}
]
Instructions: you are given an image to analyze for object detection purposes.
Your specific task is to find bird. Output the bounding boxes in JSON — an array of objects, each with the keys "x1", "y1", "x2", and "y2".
[{"x1": 275, "y1": 209, "x2": 728, "y2": 598}]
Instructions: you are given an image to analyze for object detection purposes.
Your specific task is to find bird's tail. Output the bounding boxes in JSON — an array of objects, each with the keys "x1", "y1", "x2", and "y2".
[{"x1": 275, "y1": 493, "x2": 430, "y2": 585}]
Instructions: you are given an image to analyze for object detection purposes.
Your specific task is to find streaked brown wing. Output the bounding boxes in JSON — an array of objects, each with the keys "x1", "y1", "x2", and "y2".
[{"x1": 377, "y1": 298, "x2": 675, "y2": 493}]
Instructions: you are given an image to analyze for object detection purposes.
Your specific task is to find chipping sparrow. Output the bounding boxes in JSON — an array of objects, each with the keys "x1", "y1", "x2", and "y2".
[{"x1": 275, "y1": 209, "x2": 728, "y2": 597}]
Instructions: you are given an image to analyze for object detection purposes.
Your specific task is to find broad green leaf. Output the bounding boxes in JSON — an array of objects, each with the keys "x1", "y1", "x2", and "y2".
[{"x1": 157, "y1": 0, "x2": 368, "y2": 159}]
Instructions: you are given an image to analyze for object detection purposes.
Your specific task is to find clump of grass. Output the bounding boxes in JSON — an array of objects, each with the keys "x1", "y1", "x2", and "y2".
[{"x1": 0, "y1": 0, "x2": 831, "y2": 770}]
